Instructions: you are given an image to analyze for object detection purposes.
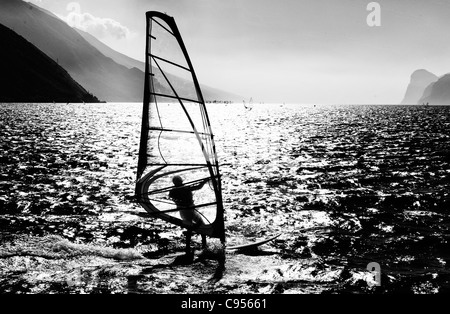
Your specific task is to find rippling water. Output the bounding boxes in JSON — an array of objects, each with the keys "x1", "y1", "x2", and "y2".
[{"x1": 1, "y1": 102, "x2": 449, "y2": 294}]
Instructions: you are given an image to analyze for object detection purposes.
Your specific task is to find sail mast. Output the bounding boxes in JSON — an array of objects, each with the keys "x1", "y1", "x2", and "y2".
[{"x1": 137, "y1": 15, "x2": 152, "y2": 180}]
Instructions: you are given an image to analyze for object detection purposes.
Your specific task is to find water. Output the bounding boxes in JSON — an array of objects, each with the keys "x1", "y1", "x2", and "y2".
[{"x1": 0, "y1": 102, "x2": 449, "y2": 294}]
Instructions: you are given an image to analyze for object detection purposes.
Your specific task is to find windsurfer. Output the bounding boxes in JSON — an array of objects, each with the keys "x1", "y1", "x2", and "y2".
[{"x1": 169, "y1": 175, "x2": 209, "y2": 258}]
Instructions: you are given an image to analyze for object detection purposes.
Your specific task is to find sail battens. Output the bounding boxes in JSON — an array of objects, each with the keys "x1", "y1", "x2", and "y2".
[
  {"x1": 148, "y1": 127, "x2": 212, "y2": 136},
  {"x1": 149, "y1": 92, "x2": 202, "y2": 104},
  {"x1": 150, "y1": 17, "x2": 175, "y2": 37},
  {"x1": 136, "y1": 11, "x2": 225, "y2": 242},
  {"x1": 149, "y1": 54, "x2": 191, "y2": 72},
  {"x1": 152, "y1": 57, "x2": 186, "y2": 107}
]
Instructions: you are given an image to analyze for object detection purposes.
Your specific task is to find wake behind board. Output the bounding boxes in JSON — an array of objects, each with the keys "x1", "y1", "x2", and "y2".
[{"x1": 226, "y1": 233, "x2": 281, "y2": 251}]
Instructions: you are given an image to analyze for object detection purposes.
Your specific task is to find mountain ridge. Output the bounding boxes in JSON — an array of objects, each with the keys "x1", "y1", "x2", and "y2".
[
  {"x1": 401, "y1": 69, "x2": 438, "y2": 104},
  {"x1": 0, "y1": 0, "x2": 162, "y2": 102},
  {"x1": 0, "y1": 23, "x2": 100, "y2": 103},
  {"x1": 74, "y1": 28, "x2": 243, "y2": 102},
  {"x1": 418, "y1": 74, "x2": 450, "y2": 105},
  {"x1": 0, "y1": 0, "x2": 241, "y2": 102}
]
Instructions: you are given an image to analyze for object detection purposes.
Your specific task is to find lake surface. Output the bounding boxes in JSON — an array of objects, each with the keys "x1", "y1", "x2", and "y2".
[{"x1": 1, "y1": 102, "x2": 449, "y2": 294}]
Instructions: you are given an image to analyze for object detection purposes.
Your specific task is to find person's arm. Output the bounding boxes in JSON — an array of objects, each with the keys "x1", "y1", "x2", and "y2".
[{"x1": 191, "y1": 178, "x2": 210, "y2": 191}]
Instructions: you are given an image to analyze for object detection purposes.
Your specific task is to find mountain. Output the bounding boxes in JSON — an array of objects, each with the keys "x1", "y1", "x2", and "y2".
[
  {"x1": 75, "y1": 28, "x2": 243, "y2": 102},
  {"x1": 418, "y1": 73, "x2": 450, "y2": 105},
  {"x1": 0, "y1": 0, "x2": 241, "y2": 102},
  {"x1": 75, "y1": 28, "x2": 146, "y2": 71},
  {"x1": 0, "y1": 24, "x2": 99, "y2": 103},
  {"x1": 0, "y1": 0, "x2": 145, "y2": 102},
  {"x1": 401, "y1": 69, "x2": 438, "y2": 104}
]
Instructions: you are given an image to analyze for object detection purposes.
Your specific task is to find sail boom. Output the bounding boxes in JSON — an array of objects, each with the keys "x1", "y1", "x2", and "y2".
[
  {"x1": 143, "y1": 176, "x2": 221, "y2": 195},
  {"x1": 139, "y1": 201, "x2": 218, "y2": 216}
]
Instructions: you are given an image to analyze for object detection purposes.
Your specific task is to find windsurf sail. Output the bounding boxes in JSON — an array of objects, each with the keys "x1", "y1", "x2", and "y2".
[{"x1": 135, "y1": 11, "x2": 225, "y2": 242}]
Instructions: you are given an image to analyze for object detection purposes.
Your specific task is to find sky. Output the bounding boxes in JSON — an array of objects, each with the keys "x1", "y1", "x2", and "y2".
[{"x1": 24, "y1": 0, "x2": 450, "y2": 104}]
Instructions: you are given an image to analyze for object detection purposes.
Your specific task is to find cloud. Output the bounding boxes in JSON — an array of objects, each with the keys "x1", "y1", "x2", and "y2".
[{"x1": 58, "y1": 2, "x2": 131, "y2": 40}]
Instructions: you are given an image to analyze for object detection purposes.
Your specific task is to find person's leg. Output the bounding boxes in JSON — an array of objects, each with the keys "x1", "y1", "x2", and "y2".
[
  {"x1": 185, "y1": 229, "x2": 192, "y2": 255},
  {"x1": 201, "y1": 234, "x2": 207, "y2": 249},
  {"x1": 173, "y1": 229, "x2": 194, "y2": 265}
]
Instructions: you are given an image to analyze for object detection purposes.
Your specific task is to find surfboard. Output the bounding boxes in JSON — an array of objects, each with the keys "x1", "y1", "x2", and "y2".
[{"x1": 226, "y1": 233, "x2": 281, "y2": 251}]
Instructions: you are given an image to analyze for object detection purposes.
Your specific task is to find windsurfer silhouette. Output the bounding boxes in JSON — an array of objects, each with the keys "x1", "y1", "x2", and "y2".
[{"x1": 169, "y1": 175, "x2": 209, "y2": 261}]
